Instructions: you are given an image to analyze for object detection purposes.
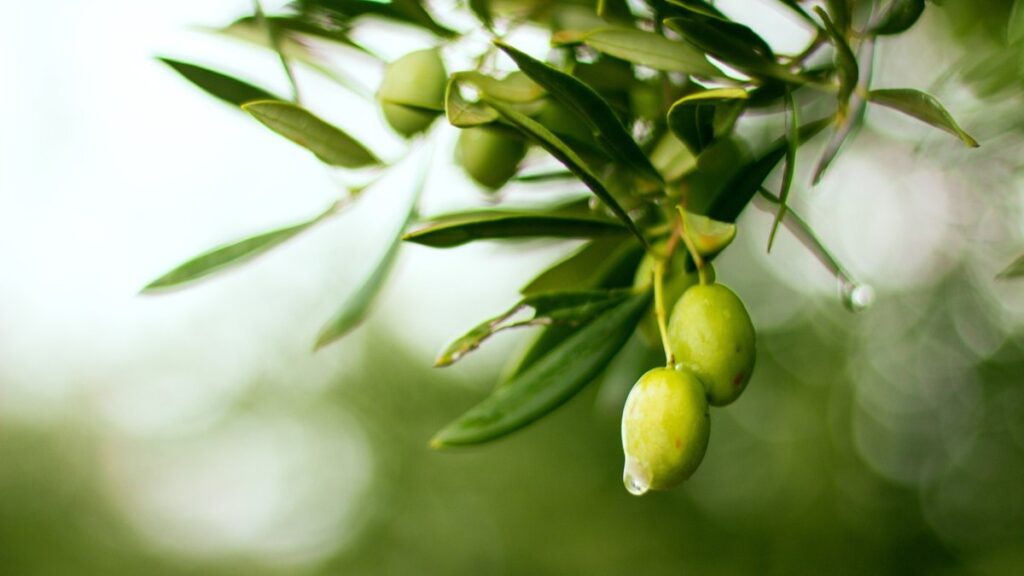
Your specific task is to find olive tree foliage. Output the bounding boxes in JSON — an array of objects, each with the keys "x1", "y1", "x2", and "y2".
[{"x1": 145, "y1": 0, "x2": 999, "y2": 481}]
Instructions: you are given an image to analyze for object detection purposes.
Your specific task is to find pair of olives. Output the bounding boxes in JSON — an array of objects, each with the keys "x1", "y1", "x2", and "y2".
[
  {"x1": 378, "y1": 49, "x2": 527, "y2": 191},
  {"x1": 622, "y1": 254, "x2": 756, "y2": 494}
]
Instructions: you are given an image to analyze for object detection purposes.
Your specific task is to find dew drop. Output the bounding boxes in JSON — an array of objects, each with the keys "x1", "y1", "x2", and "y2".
[
  {"x1": 840, "y1": 281, "x2": 875, "y2": 313},
  {"x1": 622, "y1": 458, "x2": 650, "y2": 496}
]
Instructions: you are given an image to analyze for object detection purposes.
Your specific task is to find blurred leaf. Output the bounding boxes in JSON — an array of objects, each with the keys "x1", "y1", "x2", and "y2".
[
  {"x1": 430, "y1": 292, "x2": 649, "y2": 447},
  {"x1": 825, "y1": 0, "x2": 850, "y2": 32},
  {"x1": 667, "y1": 88, "x2": 748, "y2": 152},
  {"x1": 649, "y1": 131, "x2": 697, "y2": 181},
  {"x1": 483, "y1": 97, "x2": 650, "y2": 249},
  {"x1": 403, "y1": 210, "x2": 626, "y2": 248},
  {"x1": 314, "y1": 152, "x2": 429, "y2": 349},
  {"x1": 664, "y1": 11, "x2": 807, "y2": 84},
  {"x1": 997, "y1": 253, "x2": 1024, "y2": 279},
  {"x1": 683, "y1": 137, "x2": 752, "y2": 212},
  {"x1": 469, "y1": 0, "x2": 493, "y2": 28},
  {"x1": 868, "y1": 89, "x2": 979, "y2": 147},
  {"x1": 521, "y1": 236, "x2": 632, "y2": 294},
  {"x1": 243, "y1": 100, "x2": 382, "y2": 167},
  {"x1": 495, "y1": 41, "x2": 664, "y2": 184},
  {"x1": 769, "y1": 90, "x2": 799, "y2": 251},
  {"x1": 445, "y1": 78, "x2": 500, "y2": 127},
  {"x1": 706, "y1": 117, "x2": 831, "y2": 222},
  {"x1": 143, "y1": 202, "x2": 337, "y2": 292},
  {"x1": 685, "y1": 212, "x2": 737, "y2": 257},
  {"x1": 454, "y1": 71, "x2": 546, "y2": 103},
  {"x1": 212, "y1": 17, "x2": 376, "y2": 98},
  {"x1": 870, "y1": 0, "x2": 926, "y2": 36},
  {"x1": 436, "y1": 289, "x2": 633, "y2": 366},
  {"x1": 159, "y1": 58, "x2": 281, "y2": 106},
  {"x1": 572, "y1": 27, "x2": 721, "y2": 76},
  {"x1": 774, "y1": 0, "x2": 818, "y2": 26},
  {"x1": 1011, "y1": 0, "x2": 1024, "y2": 44},
  {"x1": 813, "y1": 86, "x2": 867, "y2": 184},
  {"x1": 815, "y1": 6, "x2": 858, "y2": 107},
  {"x1": 301, "y1": 0, "x2": 457, "y2": 37}
]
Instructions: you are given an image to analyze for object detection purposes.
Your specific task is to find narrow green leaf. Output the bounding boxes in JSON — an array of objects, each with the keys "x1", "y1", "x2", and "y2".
[
  {"x1": 667, "y1": 87, "x2": 749, "y2": 152},
  {"x1": 825, "y1": 0, "x2": 851, "y2": 32},
  {"x1": 664, "y1": 12, "x2": 807, "y2": 84},
  {"x1": 313, "y1": 152, "x2": 429, "y2": 349},
  {"x1": 453, "y1": 71, "x2": 546, "y2": 103},
  {"x1": 868, "y1": 89, "x2": 979, "y2": 147},
  {"x1": 483, "y1": 98, "x2": 650, "y2": 249},
  {"x1": 521, "y1": 236, "x2": 632, "y2": 295},
  {"x1": 684, "y1": 211, "x2": 737, "y2": 257},
  {"x1": 1011, "y1": 0, "x2": 1024, "y2": 44},
  {"x1": 243, "y1": 100, "x2": 382, "y2": 167},
  {"x1": 403, "y1": 211, "x2": 626, "y2": 248},
  {"x1": 706, "y1": 117, "x2": 831, "y2": 222},
  {"x1": 143, "y1": 202, "x2": 337, "y2": 292},
  {"x1": 159, "y1": 58, "x2": 281, "y2": 107},
  {"x1": 814, "y1": 7, "x2": 858, "y2": 107},
  {"x1": 430, "y1": 292, "x2": 649, "y2": 447},
  {"x1": 997, "y1": 254, "x2": 1024, "y2": 279},
  {"x1": 445, "y1": 77, "x2": 499, "y2": 127},
  {"x1": 774, "y1": 0, "x2": 819, "y2": 26},
  {"x1": 649, "y1": 131, "x2": 698, "y2": 182},
  {"x1": 768, "y1": 90, "x2": 799, "y2": 252},
  {"x1": 495, "y1": 41, "x2": 664, "y2": 184},
  {"x1": 305, "y1": 0, "x2": 458, "y2": 38},
  {"x1": 578, "y1": 27, "x2": 721, "y2": 76},
  {"x1": 870, "y1": 0, "x2": 926, "y2": 36},
  {"x1": 468, "y1": 0, "x2": 493, "y2": 29},
  {"x1": 436, "y1": 290, "x2": 633, "y2": 367},
  {"x1": 812, "y1": 87, "x2": 867, "y2": 184}
]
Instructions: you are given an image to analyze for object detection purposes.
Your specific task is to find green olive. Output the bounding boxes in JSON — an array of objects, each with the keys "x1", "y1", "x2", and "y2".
[
  {"x1": 632, "y1": 246, "x2": 714, "y2": 346},
  {"x1": 668, "y1": 283, "x2": 755, "y2": 407},
  {"x1": 455, "y1": 126, "x2": 527, "y2": 190},
  {"x1": 621, "y1": 367, "x2": 710, "y2": 494},
  {"x1": 378, "y1": 49, "x2": 447, "y2": 137}
]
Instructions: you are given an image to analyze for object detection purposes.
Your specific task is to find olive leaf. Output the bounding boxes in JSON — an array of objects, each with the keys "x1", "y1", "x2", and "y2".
[
  {"x1": 815, "y1": 6, "x2": 858, "y2": 108},
  {"x1": 1011, "y1": 0, "x2": 1024, "y2": 44},
  {"x1": 430, "y1": 292, "x2": 650, "y2": 447},
  {"x1": 768, "y1": 90, "x2": 799, "y2": 252},
  {"x1": 482, "y1": 97, "x2": 650, "y2": 249},
  {"x1": 774, "y1": 0, "x2": 818, "y2": 26},
  {"x1": 243, "y1": 100, "x2": 382, "y2": 167},
  {"x1": 301, "y1": 0, "x2": 457, "y2": 38},
  {"x1": 868, "y1": 89, "x2": 979, "y2": 147},
  {"x1": 445, "y1": 77, "x2": 500, "y2": 127},
  {"x1": 468, "y1": 0, "x2": 493, "y2": 29},
  {"x1": 314, "y1": 149, "x2": 430, "y2": 349},
  {"x1": 997, "y1": 254, "x2": 1024, "y2": 280},
  {"x1": 667, "y1": 87, "x2": 749, "y2": 152},
  {"x1": 402, "y1": 210, "x2": 627, "y2": 248},
  {"x1": 159, "y1": 58, "x2": 281, "y2": 107},
  {"x1": 663, "y1": 12, "x2": 806, "y2": 84},
  {"x1": 495, "y1": 41, "x2": 664, "y2": 184},
  {"x1": 453, "y1": 71, "x2": 545, "y2": 104},
  {"x1": 706, "y1": 117, "x2": 831, "y2": 222},
  {"x1": 566, "y1": 27, "x2": 722, "y2": 77},
  {"x1": 521, "y1": 236, "x2": 637, "y2": 295},
  {"x1": 435, "y1": 289, "x2": 634, "y2": 367},
  {"x1": 684, "y1": 211, "x2": 737, "y2": 257},
  {"x1": 142, "y1": 202, "x2": 339, "y2": 292},
  {"x1": 870, "y1": 0, "x2": 926, "y2": 36}
]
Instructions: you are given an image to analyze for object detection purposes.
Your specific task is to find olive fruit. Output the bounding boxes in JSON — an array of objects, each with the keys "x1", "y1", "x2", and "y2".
[
  {"x1": 632, "y1": 248, "x2": 714, "y2": 346},
  {"x1": 377, "y1": 49, "x2": 447, "y2": 137},
  {"x1": 621, "y1": 367, "x2": 710, "y2": 494},
  {"x1": 668, "y1": 283, "x2": 755, "y2": 407},
  {"x1": 455, "y1": 126, "x2": 527, "y2": 190}
]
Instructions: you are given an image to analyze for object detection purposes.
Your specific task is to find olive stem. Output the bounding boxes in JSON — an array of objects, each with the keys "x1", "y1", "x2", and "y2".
[
  {"x1": 653, "y1": 259, "x2": 675, "y2": 367},
  {"x1": 676, "y1": 206, "x2": 708, "y2": 286}
]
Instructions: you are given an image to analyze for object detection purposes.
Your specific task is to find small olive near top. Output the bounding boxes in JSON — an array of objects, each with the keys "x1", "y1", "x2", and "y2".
[{"x1": 378, "y1": 48, "x2": 447, "y2": 137}]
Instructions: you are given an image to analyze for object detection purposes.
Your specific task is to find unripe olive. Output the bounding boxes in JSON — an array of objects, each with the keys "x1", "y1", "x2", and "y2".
[
  {"x1": 621, "y1": 367, "x2": 710, "y2": 494},
  {"x1": 378, "y1": 49, "x2": 447, "y2": 137},
  {"x1": 668, "y1": 283, "x2": 755, "y2": 407},
  {"x1": 632, "y1": 247, "x2": 714, "y2": 346},
  {"x1": 455, "y1": 126, "x2": 527, "y2": 190}
]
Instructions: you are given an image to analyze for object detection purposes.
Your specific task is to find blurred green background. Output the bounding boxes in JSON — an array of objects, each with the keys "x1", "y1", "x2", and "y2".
[{"x1": 1, "y1": 0, "x2": 1023, "y2": 574}]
